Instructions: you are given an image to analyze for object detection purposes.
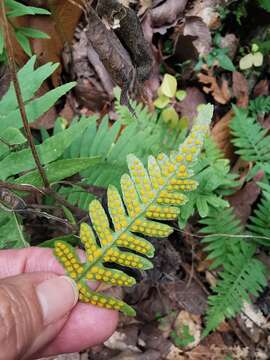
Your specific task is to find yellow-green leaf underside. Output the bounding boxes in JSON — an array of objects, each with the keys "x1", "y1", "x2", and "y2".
[{"x1": 54, "y1": 104, "x2": 214, "y2": 316}]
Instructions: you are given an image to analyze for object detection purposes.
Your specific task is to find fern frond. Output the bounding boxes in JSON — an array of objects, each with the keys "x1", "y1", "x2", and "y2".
[
  {"x1": 54, "y1": 104, "x2": 214, "y2": 315},
  {"x1": 204, "y1": 243, "x2": 267, "y2": 336},
  {"x1": 60, "y1": 106, "x2": 187, "y2": 209},
  {"x1": 230, "y1": 106, "x2": 270, "y2": 169},
  {"x1": 178, "y1": 138, "x2": 239, "y2": 225},
  {"x1": 248, "y1": 183, "x2": 270, "y2": 246},
  {"x1": 200, "y1": 207, "x2": 244, "y2": 269},
  {"x1": 249, "y1": 96, "x2": 270, "y2": 115}
]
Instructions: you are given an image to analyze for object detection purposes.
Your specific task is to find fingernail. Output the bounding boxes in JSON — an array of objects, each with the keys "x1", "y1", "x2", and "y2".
[{"x1": 36, "y1": 276, "x2": 78, "y2": 325}]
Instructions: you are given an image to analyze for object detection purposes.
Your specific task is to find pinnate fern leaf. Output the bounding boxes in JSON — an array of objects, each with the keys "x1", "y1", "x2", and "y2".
[
  {"x1": 230, "y1": 106, "x2": 270, "y2": 173},
  {"x1": 204, "y1": 243, "x2": 267, "y2": 336},
  {"x1": 249, "y1": 96, "x2": 270, "y2": 115},
  {"x1": 248, "y1": 183, "x2": 270, "y2": 246},
  {"x1": 200, "y1": 207, "x2": 244, "y2": 269},
  {"x1": 54, "y1": 104, "x2": 214, "y2": 316}
]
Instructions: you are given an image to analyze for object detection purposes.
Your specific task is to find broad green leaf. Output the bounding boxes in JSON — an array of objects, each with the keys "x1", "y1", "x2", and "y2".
[
  {"x1": 154, "y1": 95, "x2": 170, "y2": 109},
  {"x1": 0, "y1": 119, "x2": 91, "y2": 180},
  {"x1": 217, "y1": 54, "x2": 235, "y2": 72},
  {"x1": 14, "y1": 157, "x2": 101, "y2": 187},
  {"x1": 159, "y1": 73, "x2": 177, "y2": 98},
  {"x1": 0, "y1": 210, "x2": 28, "y2": 249}
]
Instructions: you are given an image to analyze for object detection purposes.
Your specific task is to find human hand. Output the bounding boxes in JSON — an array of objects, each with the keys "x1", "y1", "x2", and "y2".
[{"x1": 0, "y1": 247, "x2": 118, "y2": 360}]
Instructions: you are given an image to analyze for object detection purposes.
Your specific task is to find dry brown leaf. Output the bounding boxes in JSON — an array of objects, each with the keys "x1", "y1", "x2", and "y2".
[
  {"x1": 227, "y1": 172, "x2": 264, "y2": 225},
  {"x1": 253, "y1": 79, "x2": 269, "y2": 97},
  {"x1": 211, "y1": 110, "x2": 235, "y2": 160},
  {"x1": 198, "y1": 67, "x2": 231, "y2": 104},
  {"x1": 28, "y1": 1, "x2": 82, "y2": 86},
  {"x1": 183, "y1": 16, "x2": 212, "y2": 56},
  {"x1": 232, "y1": 71, "x2": 249, "y2": 108}
]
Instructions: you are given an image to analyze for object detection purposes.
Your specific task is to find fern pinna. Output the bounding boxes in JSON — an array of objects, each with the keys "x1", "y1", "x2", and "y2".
[{"x1": 54, "y1": 104, "x2": 214, "y2": 316}]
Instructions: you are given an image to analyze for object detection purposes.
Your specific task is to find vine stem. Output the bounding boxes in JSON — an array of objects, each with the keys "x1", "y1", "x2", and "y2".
[{"x1": 0, "y1": 1, "x2": 50, "y2": 188}]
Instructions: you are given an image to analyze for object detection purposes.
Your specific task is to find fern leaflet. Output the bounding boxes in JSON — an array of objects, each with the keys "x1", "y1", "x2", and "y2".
[
  {"x1": 248, "y1": 183, "x2": 270, "y2": 246},
  {"x1": 200, "y1": 207, "x2": 244, "y2": 269},
  {"x1": 230, "y1": 105, "x2": 270, "y2": 174},
  {"x1": 204, "y1": 243, "x2": 267, "y2": 336},
  {"x1": 249, "y1": 96, "x2": 270, "y2": 115},
  {"x1": 54, "y1": 104, "x2": 214, "y2": 316}
]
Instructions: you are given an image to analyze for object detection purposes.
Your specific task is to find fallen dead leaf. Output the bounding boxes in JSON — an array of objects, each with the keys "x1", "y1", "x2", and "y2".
[
  {"x1": 232, "y1": 71, "x2": 249, "y2": 108},
  {"x1": 183, "y1": 16, "x2": 212, "y2": 56},
  {"x1": 198, "y1": 66, "x2": 231, "y2": 104},
  {"x1": 227, "y1": 172, "x2": 264, "y2": 225},
  {"x1": 175, "y1": 87, "x2": 206, "y2": 123},
  {"x1": 211, "y1": 110, "x2": 236, "y2": 160},
  {"x1": 29, "y1": 1, "x2": 82, "y2": 86}
]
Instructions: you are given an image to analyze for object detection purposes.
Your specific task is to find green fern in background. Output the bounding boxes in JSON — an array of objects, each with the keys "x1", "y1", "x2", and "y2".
[
  {"x1": 1, "y1": 0, "x2": 50, "y2": 58},
  {"x1": 249, "y1": 96, "x2": 270, "y2": 115},
  {"x1": 248, "y1": 183, "x2": 270, "y2": 246},
  {"x1": 178, "y1": 138, "x2": 239, "y2": 226},
  {"x1": 204, "y1": 242, "x2": 267, "y2": 336},
  {"x1": 58, "y1": 99, "x2": 187, "y2": 209},
  {"x1": 54, "y1": 104, "x2": 214, "y2": 315},
  {"x1": 230, "y1": 105, "x2": 270, "y2": 177},
  {"x1": 200, "y1": 207, "x2": 244, "y2": 269},
  {"x1": 200, "y1": 193, "x2": 268, "y2": 334}
]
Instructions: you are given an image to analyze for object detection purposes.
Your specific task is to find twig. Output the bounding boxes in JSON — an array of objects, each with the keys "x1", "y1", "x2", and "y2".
[{"x1": 1, "y1": 2, "x2": 50, "y2": 188}]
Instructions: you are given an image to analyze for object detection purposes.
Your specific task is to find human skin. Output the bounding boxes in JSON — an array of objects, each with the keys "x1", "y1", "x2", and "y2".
[{"x1": 0, "y1": 247, "x2": 118, "y2": 360}]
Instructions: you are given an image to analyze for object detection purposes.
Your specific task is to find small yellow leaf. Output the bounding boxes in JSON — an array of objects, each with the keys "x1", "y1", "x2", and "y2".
[
  {"x1": 239, "y1": 54, "x2": 254, "y2": 70},
  {"x1": 253, "y1": 52, "x2": 263, "y2": 67},
  {"x1": 176, "y1": 90, "x2": 187, "y2": 101},
  {"x1": 161, "y1": 106, "x2": 179, "y2": 127},
  {"x1": 154, "y1": 95, "x2": 170, "y2": 109},
  {"x1": 160, "y1": 73, "x2": 177, "y2": 98}
]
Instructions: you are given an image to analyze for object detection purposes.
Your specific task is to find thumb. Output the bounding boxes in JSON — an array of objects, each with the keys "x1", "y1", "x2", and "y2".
[{"x1": 0, "y1": 273, "x2": 78, "y2": 360}]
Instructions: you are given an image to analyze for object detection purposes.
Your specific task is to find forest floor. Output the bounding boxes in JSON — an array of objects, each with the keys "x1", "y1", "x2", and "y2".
[{"x1": 2, "y1": 0, "x2": 270, "y2": 359}]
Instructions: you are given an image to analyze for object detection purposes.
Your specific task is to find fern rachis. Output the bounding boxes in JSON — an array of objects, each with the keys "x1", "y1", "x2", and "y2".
[{"x1": 54, "y1": 104, "x2": 214, "y2": 316}]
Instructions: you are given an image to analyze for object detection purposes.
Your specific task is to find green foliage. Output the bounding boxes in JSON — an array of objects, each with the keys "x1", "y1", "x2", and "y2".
[
  {"x1": 0, "y1": 56, "x2": 76, "y2": 131},
  {"x1": 54, "y1": 104, "x2": 214, "y2": 316},
  {"x1": 248, "y1": 183, "x2": 270, "y2": 246},
  {"x1": 249, "y1": 96, "x2": 270, "y2": 115},
  {"x1": 203, "y1": 243, "x2": 267, "y2": 336},
  {"x1": 201, "y1": 196, "x2": 268, "y2": 334},
  {"x1": 59, "y1": 100, "x2": 188, "y2": 209},
  {"x1": 258, "y1": 0, "x2": 270, "y2": 12},
  {"x1": 200, "y1": 207, "x2": 244, "y2": 269},
  {"x1": 230, "y1": 105, "x2": 270, "y2": 176},
  {"x1": 195, "y1": 34, "x2": 235, "y2": 72},
  {"x1": 178, "y1": 138, "x2": 239, "y2": 225},
  {"x1": 0, "y1": 56, "x2": 94, "y2": 186},
  {"x1": 0, "y1": 209, "x2": 28, "y2": 249},
  {"x1": 171, "y1": 325, "x2": 195, "y2": 348},
  {"x1": 1, "y1": 0, "x2": 50, "y2": 58}
]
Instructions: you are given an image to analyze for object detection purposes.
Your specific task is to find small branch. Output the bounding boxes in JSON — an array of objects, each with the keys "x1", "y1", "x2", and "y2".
[{"x1": 1, "y1": 2, "x2": 50, "y2": 188}]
